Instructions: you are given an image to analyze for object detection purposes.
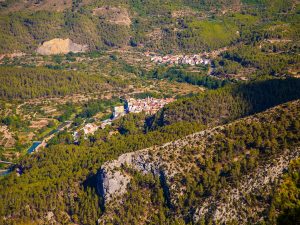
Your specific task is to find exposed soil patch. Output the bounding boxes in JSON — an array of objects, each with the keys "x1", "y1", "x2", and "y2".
[
  {"x1": 0, "y1": 52, "x2": 25, "y2": 62},
  {"x1": 0, "y1": 126, "x2": 15, "y2": 148},
  {"x1": 171, "y1": 9, "x2": 198, "y2": 18},
  {"x1": 93, "y1": 6, "x2": 131, "y2": 26},
  {"x1": 37, "y1": 38, "x2": 88, "y2": 55},
  {"x1": 146, "y1": 28, "x2": 163, "y2": 41},
  {"x1": 30, "y1": 119, "x2": 49, "y2": 129}
]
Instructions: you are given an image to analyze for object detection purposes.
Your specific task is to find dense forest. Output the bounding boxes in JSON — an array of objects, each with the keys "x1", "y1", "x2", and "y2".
[
  {"x1": 145, "y1": 66, "x2": 231, "y2": 89},
  {"x1": 101, "y1": 100, "x2": 300, "y2": 224},
  {"x1": 0, "y1": 122, "x2": 204, "y2": 225},
  {"x1": 0, "y1": 77, "x2": 299, "y2": 224},
  {"x1": 0, "y1": 67, "x2": 107, "y2": 99},
  {"x1": 0, "y1": 98, "x2": 299, "y2": 224},
  {"x1": 151, "y1": 78, "x2": 300, "y2": 128}
]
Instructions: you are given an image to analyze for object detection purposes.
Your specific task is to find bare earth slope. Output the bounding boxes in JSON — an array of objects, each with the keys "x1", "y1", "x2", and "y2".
[
  {"x1": 36, "y1": 38, "x2": 88, "y2": 55},
  {"x1": 93, "y1": 6, "x2": 131, "y2": 26}
]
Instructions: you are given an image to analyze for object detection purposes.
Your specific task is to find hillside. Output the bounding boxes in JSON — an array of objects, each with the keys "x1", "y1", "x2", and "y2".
[
  {"x1": 0, "y1": 77, "x2": 299, "y2": 225},
  {"x1": 99, "y1": 99, "x2": 300, "y2": 224},
  {"x1": 151, "y1": 78, "x2": 300, "y2": 128},
  {"x1": 0, "y1": 0, "x2": 299, "y2": 225},
  {"x1": 0, "y1": 0, "x2": 299, "y2": 54},
  {"x1": 0, "y1": 0, "x2": 298, "y2": 81},
  {"x1": 0, "y1": 67, "x2": 107, "y2": 99}
]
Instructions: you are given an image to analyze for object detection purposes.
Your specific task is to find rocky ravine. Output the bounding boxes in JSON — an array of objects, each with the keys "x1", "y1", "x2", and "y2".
[{"x1": 97, "y1": 100, "x2": 300, "y2": 223}]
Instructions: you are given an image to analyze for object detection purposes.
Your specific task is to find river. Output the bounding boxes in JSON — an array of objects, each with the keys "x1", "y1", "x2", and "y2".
[
  {"x1": 27, "y1": 141, "x2": 42, "y2": 154},
  {"x1": 0, "y1": 168, "x2": 11, "y2": 177},
  {"x1": 1, "y1": 121, "x2": 72, "y2": 177}
]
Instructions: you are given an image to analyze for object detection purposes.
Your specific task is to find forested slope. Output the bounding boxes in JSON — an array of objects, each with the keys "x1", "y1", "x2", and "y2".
[
  {"x1": 0, "y1": 88, "x2": 299, "y2": 224},
  {"x1": 100, "y1": 100, "x2": 300, "y2": 224},
  {"x1": 0, "y1": 0, "x2": 299, "y2": 224},
  {"x1": 0, "y1": 122, "x2": 204, "y2": 225},
  {"x1": 0, "y1": 0, "x2": 298, "y2": 53},
  {"x1": 151, "y1": 78, "x2": 300, "y2": 128},
  {"x1": 0, "y1": 67, "x2": 107, "y2": 99}
]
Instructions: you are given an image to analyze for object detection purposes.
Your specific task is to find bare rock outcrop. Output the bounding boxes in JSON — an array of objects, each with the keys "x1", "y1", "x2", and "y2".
[
  {"x1": 36, "y1": 38, "x2": 87, "y2": 55},
  {"x1": 97, "y1": 128, "x2": 218, "y2": 203},
  {"x1": 98, "y1": 100, "x2": 300, "y2": 224},
  {"x1": 98, "y1": 169, "x2": 131, "y2": 203},
  {"x1": 194, "y1": 147, "x2": 300, "y2": 224},
  {"x1": 98, "y1": 149, "x2": 155, "y2": 203}
]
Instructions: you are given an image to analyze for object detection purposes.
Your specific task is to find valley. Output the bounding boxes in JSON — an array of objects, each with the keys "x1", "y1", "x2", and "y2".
[{"x1": 0, "y1": 0, "x2": 299, "y2": 225}]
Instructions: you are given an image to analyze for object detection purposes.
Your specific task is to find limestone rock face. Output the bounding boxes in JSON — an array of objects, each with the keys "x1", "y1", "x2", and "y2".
[
  {"x1": 36, "y1": 38, "x2": 87, "y2": 55},
  {"x1": 97, "y1": 100, "x2": 300, "y2": 225},
  {"x1": 97, "y1": 150, "x2": 155, "y2": 203},
  {"x1": 98, "y1": 169, "x2": 131, "y2": 203},
  {"x1": 193, "y1": 148, "x2": 300, "y2": 224}
]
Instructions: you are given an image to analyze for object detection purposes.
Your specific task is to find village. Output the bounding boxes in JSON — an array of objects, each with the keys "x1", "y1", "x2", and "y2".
[
  {"x1": 74, "y1": 97, "x2": 175, "y2": 139},
  {"x1": 148, "y1": 53, "x2": 211, "y2": 66}
]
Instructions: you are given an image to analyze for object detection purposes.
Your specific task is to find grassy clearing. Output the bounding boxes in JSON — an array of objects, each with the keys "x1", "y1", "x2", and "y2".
[{"x1": 185, "y1": 19, "x2": 239, "y2": 49}]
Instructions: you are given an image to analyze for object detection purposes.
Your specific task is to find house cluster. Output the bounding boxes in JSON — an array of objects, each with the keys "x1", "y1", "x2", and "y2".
[
  {"x1": 127, "y1": 97, "x2": 175, "y2": 115},
  {"x1": 83, "y1": 123, "x2": 98, "y2": 135},
  {"x1": 73, "y1": 123, "x2": 99, "y2": 141},
  {"x1": 73, "y1": 97, "x2": 175, "y2": 140},
  {"x1": 150, "y1": 54, "x2": 211, "y2": 66}
]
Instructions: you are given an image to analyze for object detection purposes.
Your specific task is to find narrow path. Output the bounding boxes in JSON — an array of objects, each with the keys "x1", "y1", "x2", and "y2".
[{"x1": 0, "y1": 160, "x2": 13, "y2": 164}]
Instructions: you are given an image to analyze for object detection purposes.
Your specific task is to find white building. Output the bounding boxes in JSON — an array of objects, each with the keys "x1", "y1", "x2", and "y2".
[
  {"x1": 83, "y1": 123, "x2": 99, "y2": 135},
  {"x1": 113, "y1": 105, "x2": 125, "y2": 118}
]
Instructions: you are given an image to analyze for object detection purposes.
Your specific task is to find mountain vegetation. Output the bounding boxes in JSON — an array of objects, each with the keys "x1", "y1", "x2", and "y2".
[
  {"x1": 100, "y1": 100, "x2": 300, "y2": 225},
  {"x1": 0, "y1": 0, "x2": 299, "y2": 224},
  {"x1": 151, "y1": 78, "x2": 300, "y2": 128},
  {"x1": 0, "y1": 0, "x2": 299, "y2": 54},
  {"x1": 0, "y1": 67, "x2": 106, "y2": 99},
  {"x1": 0, "y1": 122, "x2": 203, "y2": 225},
  {"x1": 0, "y1": 78, "x2": 299, "y2": 224}
]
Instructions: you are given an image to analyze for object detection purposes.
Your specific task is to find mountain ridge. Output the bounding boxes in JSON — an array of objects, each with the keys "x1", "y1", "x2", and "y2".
[{"x1": 99, "y1": 99, "x2": 300, "y2": 224}]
